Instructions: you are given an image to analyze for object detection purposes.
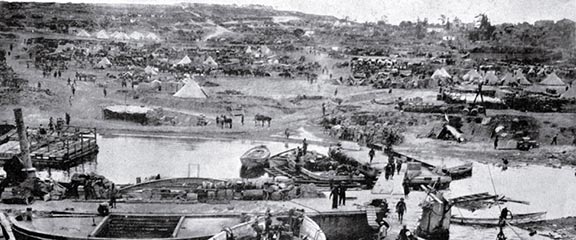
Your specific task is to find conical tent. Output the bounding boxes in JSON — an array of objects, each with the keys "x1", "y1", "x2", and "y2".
[
  {"x1": 76, "y1": 29, "x2": 91, "y2": 37},
  {"x1": 260, "y1": 45, "x2": 272, "y2": 55},
  {"x1": 111, "y1": 31, "x2": 130, "y2": 40},
  {"x1": 484, "y1": 71, "x2": 499, "y2": 85},
  {"x1": 130, "y1": 31, "x2": 145, "y2": 40},
  {"x1": 501, "y1": 73, "x2": 516, "y2": 86},
  {"x1": 561, "y1": 87, "x2": 576, "y2": 99},
  {"x1": 203, "y1": 56, "x2": 218, "y2": 67},
  {"x1": 146, "y1": 33, "x2": 161, "y2": 41},
  {"x1": 540, "y1": 73, "x2": 566, "y2": 86},
  {"x1": 431, "y1": 68, "x2": 451, "y2": 80},
  {"x1": 515, "y1": 72, "x2": 531, "y2": 85},
  {"x1": 144, "y1": 66, "x2": 159, "y2": 75},
  {"x1": 95, "y1": 30, "x2": 109, "y2": 39},
  {"x1": 173, "y1": 78, "x2": 207, "y2": 98},
  {"x1": 176, "y1": 55, "x2": 192, "y2": 66},
  {"x1": 245, "y1": 46, "x2": 253, "y2": 54},
  {"x1": 95, "y1": 57, "x2": 112, "y2": 68},
  {"x1": 462, "y1": 69, "x2": 482, "y2": 82}
]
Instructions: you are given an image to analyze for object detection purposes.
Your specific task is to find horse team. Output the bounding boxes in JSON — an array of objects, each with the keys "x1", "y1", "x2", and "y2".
[{"x1": 215, "y1": 114, "x2": 272, "y2": 128}]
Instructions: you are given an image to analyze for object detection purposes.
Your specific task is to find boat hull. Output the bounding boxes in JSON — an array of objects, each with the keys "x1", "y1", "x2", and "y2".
[
  {"x1": 240, "y1": 145, "x2": 270, "y2": 168},
  {"x1": 451, "y1": 212, "x2": 546, "y2": 226}
]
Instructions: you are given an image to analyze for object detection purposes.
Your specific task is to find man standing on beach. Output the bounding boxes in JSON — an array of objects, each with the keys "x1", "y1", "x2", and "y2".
[
  {"x1": 329, "y1": 186, "x2": 339, "y2": 209},
  {"x1": 551, "y1": 133, "x2": 558, "y2": 145},
  {"x1": 369, "y1": 148, "x2": 375, "y2": 165},
  {"x1": 338, "y1": 184, "x2": 346, "y2": 206},
  {"x1": 494, "y1": 134, "x2": 499, "y2": 149},
  {"x1": 396, "y1": 198, "x2": 406, "y2": 223}
]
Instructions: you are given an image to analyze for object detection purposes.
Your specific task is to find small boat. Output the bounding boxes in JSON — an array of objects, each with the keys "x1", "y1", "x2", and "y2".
[
  {"x1": 240, "y1": 145, "x2": 270, "y2": 168},
  {"x1": 446, "y1": 162, "x2": 473, "y2": 179},
  {"x1": 451, "y1": 211, "x2": 547, "y2": 226}
]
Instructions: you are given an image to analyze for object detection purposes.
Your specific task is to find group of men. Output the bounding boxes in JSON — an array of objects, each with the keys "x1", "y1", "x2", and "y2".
[{"x1": 328, "y1": 183, "x2": 347, "y2": 209}]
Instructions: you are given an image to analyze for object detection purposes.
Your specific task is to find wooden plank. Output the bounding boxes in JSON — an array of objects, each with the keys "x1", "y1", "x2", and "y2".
[{"x1": 365, "y1": 206, "x2": 379, "y2": 230}]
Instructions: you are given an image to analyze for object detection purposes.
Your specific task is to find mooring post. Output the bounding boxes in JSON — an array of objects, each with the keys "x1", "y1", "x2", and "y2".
[{"x1": 13, "y1": 108, "x2": 36, "y2": 178}]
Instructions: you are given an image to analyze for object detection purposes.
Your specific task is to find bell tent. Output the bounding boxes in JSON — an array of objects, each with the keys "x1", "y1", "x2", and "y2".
[{"x1": 173, "y1": 78, "x2": 208, "y2": 99}]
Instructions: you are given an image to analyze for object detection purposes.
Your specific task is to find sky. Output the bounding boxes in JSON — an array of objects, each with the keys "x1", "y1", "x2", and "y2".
[{"x1": 7, "y1": 0, "x2": 576, "y2": 24}]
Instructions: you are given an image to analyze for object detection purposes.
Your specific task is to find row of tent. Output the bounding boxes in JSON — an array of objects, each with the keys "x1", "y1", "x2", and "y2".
[
  {"x1": 93, "y1": 55, "x2": 218, "y2": 69},
  {"x1": 176, "y1": 55, "x2": 219, "y2": 67},
  {"x1": 432, "y1": 68, "x2": 570, "y2": 87},
  {"x1": 77, "y1": 30, "x2": 161, "y2": 42}
]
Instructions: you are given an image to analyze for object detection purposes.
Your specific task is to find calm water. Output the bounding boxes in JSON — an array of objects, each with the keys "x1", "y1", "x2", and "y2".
[{"x1": 34, "y1": 134, "x2": 575, "y2": 239}]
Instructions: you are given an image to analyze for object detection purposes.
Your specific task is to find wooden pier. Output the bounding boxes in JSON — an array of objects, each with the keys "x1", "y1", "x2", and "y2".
[{"x1": 0, "y1": 126, "x2": 99, "y2": 169}]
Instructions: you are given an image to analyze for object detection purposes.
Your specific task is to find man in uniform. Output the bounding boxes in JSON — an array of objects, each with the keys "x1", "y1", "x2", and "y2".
[{"x1": 396, "y1": 198, "x2": 406, "y2": 223}]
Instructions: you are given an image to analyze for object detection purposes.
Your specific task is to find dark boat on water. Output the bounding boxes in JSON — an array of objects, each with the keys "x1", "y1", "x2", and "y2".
[{"x1": 240, "y1": 145, "x2": 270, "y2": 168}]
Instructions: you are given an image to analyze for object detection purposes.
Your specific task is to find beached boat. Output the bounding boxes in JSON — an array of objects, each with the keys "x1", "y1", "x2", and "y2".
[
  {"x1": 240, "y1": 145, "x2": 270, "y2": 168},
  {"x1": 404, "y1": 162, "x2": 452, "y2": 190},
  {"x1": 446, "y1": 162, "x2": 473, "y2": 179},
  {"x1": 451, "y1": 212, "x2": 547, "y2": 226},
  {"x1": 210, "y1": 214, "x2": 326, "y2": 240},
  {"x1": 4, "y1": 213, "x2": 246, "y2": 240},
  {"x1": 119, "y1": 177, "x2": 225, "y2": 195}
]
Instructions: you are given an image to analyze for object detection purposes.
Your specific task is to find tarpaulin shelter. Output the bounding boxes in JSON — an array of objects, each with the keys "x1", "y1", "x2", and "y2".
[
  {"x1": 203, "y1": 56, "x2": 218, "y2": 67},
  {"x1": 462, "y1": 69, "x2": 483, "y2": 82},
  {"x1": 484, "y1": 71, "x2": 499, "y2": 85},
  {"x1": 144, "y1": 66, "x2": 159, "y2": 75}
]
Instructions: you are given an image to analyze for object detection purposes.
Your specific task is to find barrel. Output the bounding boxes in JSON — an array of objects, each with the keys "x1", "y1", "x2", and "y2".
[
  {"x1": 186, "y1": 193, "x2": 198, "y2": 201},
  {"x1": 207, "y1": 190, "x2": 216, "y2": 200}
]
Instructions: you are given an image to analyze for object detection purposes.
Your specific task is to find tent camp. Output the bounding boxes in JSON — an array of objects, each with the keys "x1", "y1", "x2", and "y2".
[
  {"x1": 431, "y1": 68, "x2": 451, "y2": 80},
  {"x1": 462, "y1": 69, "x2": 483, "y2": 82},
  {"x1": 76, "y1": 29, "x2": 91, "y2": 37},
  {"x1": 173, "y1": 78, "x2": 208, "y2": 98},
  {"x1": 176, "y1": 55, "x2": 192, "y2": 66},
  {"x1": 260, "y1": 45, "x2": 272, "y2": 55},
  {"x1": 484, "y1": 71, "x2": 499, "y2": 85},
  {"x1": 144, "y1": 66, "x2": 159, "y2": 75},
  {"x1": 203, "y1": 56, "x2": 218, "y2": 67},
  {"x1": 245, "y1": 46, "x2": 253, "y2": 54},
  {"x1": 95, "y1": 57, "x2": 112, "y2": 69},
  {"x1": 95, "y1": 30, "x2": 109, "y2": 39},
  {"x1": 540, "y1": 73, "x2": 566, "y2": 86}
]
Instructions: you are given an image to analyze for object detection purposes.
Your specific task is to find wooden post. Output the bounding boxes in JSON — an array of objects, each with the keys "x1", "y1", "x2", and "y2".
[{"x1": 13, "y1": 108, "x2": 36, "y2": 178}]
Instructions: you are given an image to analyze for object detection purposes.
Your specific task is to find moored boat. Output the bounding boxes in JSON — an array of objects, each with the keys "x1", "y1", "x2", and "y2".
[
  {"x1": 451, "y1": 211, "x2": 547, "y2": 226},
  {"x1": 119, "y1": 177, "x2": 225, "y2": 195},
  {"x1": 240, "y1": 145, "x2": 270, "y2": 168},
  {"x1": 446, "y1": 162, "x2": 473, "y2": 179}
]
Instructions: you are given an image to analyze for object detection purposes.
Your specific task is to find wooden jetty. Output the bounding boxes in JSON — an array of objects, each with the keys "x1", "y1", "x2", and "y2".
[{"x1": 0, "y1": 126, "x2": 99, "y2": 169}]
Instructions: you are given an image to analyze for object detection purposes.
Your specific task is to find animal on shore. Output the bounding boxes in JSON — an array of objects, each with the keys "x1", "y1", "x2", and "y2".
[
  {"x1": 219, "y1": 115, "x2": 233, "y2": 128},
  {"x1": 254, "y1": 114, "x2": 272, "y2": 127}
]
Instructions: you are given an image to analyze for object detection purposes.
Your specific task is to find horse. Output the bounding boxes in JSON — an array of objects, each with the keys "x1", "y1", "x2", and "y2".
[
  {"x1": 220, "y1": 115, "x2": 233, "y2": 129},
  {"x1": 254, "y1": 114, "x2": 272, "y2": 127}
]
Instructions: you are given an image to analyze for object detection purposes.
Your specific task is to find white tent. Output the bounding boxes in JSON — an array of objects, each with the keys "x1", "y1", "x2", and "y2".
[
  {"x1": 245, "y1": 46, "x2": 253, "y2": 54},
  {"x1": 76, "y1": 29, "x2": 91, "y2": 37},
  {"x1": 462, "y1": 69, "x2": 483, "y2": 82},
  {"x1": 483, "y1": 71, "x2": 499, "y2": 85},
  {"x1": 515, "y1": 72, "x2": 531, "y2": 85},
  {"x1": 501, "y1": 73, "x2": 516, "y2": 86},
  {"x1": 146, "y1": 33, "x2": 161, "y2": 41},
  {"x1": 130, "y1": 31, "x2": 145, "y2": 40},
  {"x1": 203, "y1": 56, "x2": 218, "y2": 67},
  {"x1": 176, "y1": 55, "x2": 192, "y2": 66},
  {"x1": 260, "y1": 45, "x2": 272, "y2": 55},
  {"x1": 561, "y1": 86, "x2": 576, "y2": 99},
  {"x1": 111, "y1": 31, "x2": 131, "y2": 40},
  {"x1": 431, "y1": 68, "x2": 451, "y2": 80},
  {"x1": 144, "y1": 66, "x2": 159, "y2": 75},
  {"x1": 540, "y1": 73, "x2": 566, "y2": 86},
  {"x1": 173, "y1": 78, "x2": 207, "y2": 98},
  {"x1": 95, "y1": 57, "x2": 112, "y2": 68},
  {"x1": 95, "y1": 30, "x2": 109, "y2": 39}
]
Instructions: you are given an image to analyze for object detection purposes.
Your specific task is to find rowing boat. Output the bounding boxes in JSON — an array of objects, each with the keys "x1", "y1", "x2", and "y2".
[
  {"x1": 446, "y1": 162, "x2": 473, "y2": 179},
  {"x1": 240, "y1": 145, "x2": 270, "y2": 168},
  {"x1": 119, "y1": 177, "x2": 225, "y2": 195},
  {"x1": 451, "y1": 211, "x2": 546, "y2": 226}
]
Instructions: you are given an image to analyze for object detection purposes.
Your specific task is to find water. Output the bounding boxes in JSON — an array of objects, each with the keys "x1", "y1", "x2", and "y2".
[{"x1": 32, "y1": 134, "x2": 575, "y2": 239}]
